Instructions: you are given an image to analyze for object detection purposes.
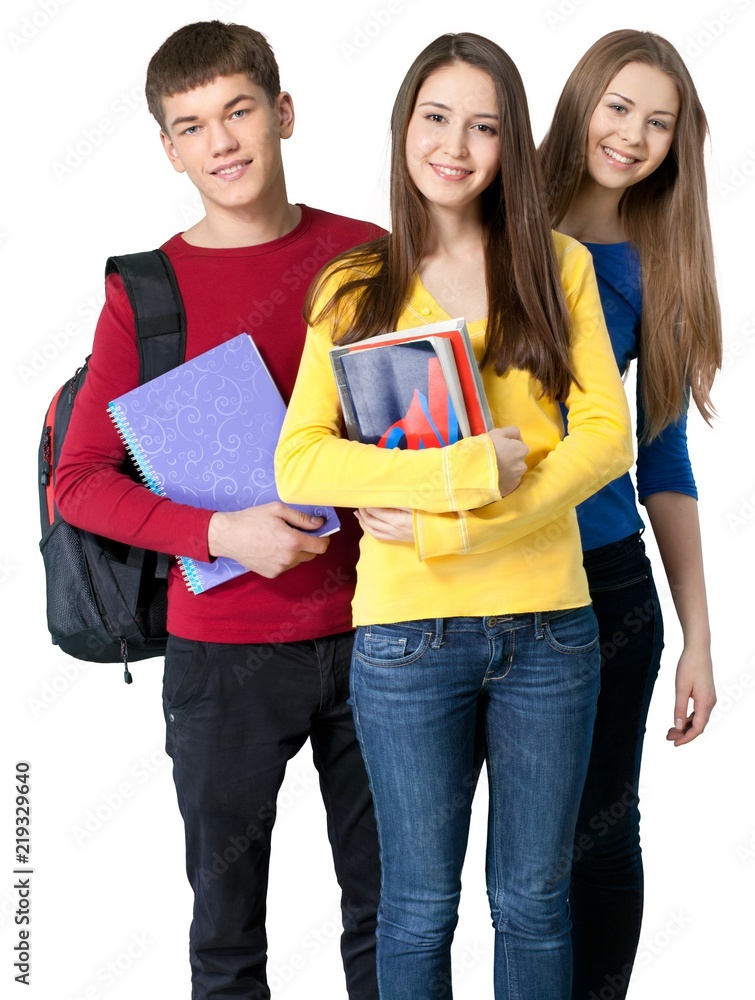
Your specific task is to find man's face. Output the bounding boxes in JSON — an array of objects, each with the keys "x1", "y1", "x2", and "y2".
[{"x1": 160, "y1": 72, "x2": 294, "y2": 218}]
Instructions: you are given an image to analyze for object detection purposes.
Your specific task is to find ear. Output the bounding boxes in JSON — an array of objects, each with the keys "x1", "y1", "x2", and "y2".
[
  {"x1": 160, "y1": 130, "x2": 186, "y2": 174},
  {"x1": 276, "y1": 92, "x2": 295, "y2": 139}
]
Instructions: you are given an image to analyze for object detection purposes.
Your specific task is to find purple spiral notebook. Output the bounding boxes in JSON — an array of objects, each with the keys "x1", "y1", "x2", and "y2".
[{"x1": 107, "y1": 333, "x2": 339, "y2": 595}]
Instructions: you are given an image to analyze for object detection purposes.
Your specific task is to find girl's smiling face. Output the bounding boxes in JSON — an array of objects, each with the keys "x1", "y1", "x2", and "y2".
[
  {"x1": 405, "y1": 61, "x2": 501, "y2": 216},
  {"x1": 585, "y1": 61, "x2": 679, "y2": 194}
]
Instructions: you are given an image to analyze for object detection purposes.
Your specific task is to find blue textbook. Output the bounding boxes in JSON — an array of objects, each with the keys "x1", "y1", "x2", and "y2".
[{"x1": 108, "y1": 333, "x2": 339, "y2": 595}]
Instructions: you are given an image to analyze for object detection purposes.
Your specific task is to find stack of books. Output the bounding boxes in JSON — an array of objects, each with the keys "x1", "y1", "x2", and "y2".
[{"x1": 330, "y1": 318, "x2": 493, "y2": 449}]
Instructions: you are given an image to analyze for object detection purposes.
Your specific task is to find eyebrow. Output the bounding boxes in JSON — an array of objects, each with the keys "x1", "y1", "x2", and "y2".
[
  {"x1": 417, "y1": 100, "x2": 499, "y2": 120},
  {"x1": 605, "y1": 91, "x2": 677, "y2": 118},
  {"x1": 170, "y1": 93, "x2": 258, "y2": 128}
]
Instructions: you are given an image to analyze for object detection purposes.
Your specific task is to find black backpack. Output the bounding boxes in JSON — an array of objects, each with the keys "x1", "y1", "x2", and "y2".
[{"x1": 38, "y1": 250, "x2": 186, "y2": 683}]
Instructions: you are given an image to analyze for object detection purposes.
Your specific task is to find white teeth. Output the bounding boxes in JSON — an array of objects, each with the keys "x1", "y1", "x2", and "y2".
[
  {"x1": 435, "y1": 165, "x2": 470, "y2": 176},
  {"x1": 603, "y1": 146, "x2": 636, "y2": 165},
  {"x1": 216, "y1": 163, "x2": 246, "y2": 175}
]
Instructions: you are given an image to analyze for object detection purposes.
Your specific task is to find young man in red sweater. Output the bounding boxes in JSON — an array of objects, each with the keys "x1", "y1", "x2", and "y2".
[{"x1": 56, "y1": 21, "x2": 381, "y2": 1000}]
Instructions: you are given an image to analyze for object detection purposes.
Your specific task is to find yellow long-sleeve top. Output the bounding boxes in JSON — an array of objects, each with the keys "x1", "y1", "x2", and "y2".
[{"x1": 276, "y1": 232, "x2": 634, "y2": 625}]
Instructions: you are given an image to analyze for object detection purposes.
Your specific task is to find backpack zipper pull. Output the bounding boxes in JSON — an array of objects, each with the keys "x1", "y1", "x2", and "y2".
[{"x1": 120, "y1": 639, "x2": 133, "y2": 685}]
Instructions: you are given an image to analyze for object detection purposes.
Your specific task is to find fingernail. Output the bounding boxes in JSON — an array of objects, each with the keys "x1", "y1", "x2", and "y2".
[{"x1": 675, "y1": 718, "x2": 684, "y2": 729}]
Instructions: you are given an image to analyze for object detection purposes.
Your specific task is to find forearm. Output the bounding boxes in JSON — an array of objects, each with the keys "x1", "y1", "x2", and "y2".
[
  {"x1": 57, "y1": 455, "x2": 214, "y2": 560},
  {"x1": 414, "y1": 420, "x2": 631, "y2": 559},
  {"x1": 644, "y1": 492, "x2": 711, "y2": 646},
  {"x1": 645, "y1": 491, "x2": 716, "y2": 745}
]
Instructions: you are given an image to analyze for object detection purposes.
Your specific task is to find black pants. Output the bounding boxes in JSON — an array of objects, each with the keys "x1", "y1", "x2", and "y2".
[
  {"x1": 163, "y1": 631, "x2": 380, "y2": 1000},
  {"x1": 570, "y1": 533, "x2": 664, "y2": 1000}
]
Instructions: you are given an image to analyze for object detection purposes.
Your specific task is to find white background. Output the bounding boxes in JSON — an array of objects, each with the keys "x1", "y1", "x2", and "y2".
[{"x1": 2, "y1": 0, "x2": 753, "y2": 997}]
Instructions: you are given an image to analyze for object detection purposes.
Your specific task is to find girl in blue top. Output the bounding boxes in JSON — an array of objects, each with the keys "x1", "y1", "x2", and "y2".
[{"x1": 539, "y1": 29, "x2": 722, "y2": 1000}]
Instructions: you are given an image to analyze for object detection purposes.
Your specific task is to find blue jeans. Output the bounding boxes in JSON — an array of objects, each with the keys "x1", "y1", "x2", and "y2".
[
  {"x1": 350, "y1": 608, "x2": 600, "y2": 1000},
  {"x1": 570, "y1": 533, "x2": 663, "y2": 1000}
]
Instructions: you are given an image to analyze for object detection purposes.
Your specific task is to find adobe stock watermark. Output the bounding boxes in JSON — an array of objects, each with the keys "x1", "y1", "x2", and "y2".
[
  {"x1": 340, "y1": 1, "x2": 413, "y2": 63},
  {"x1": 0, "y1": 556, "x2": 17, "y2": 584},
  {"x1": 425, "y1": 941, "x2": 488, "y2": 999},
  {"x1": 544, "y1": 0, "x2": 593, "y2": 31},
  {"x1": 65, "y1": 931, "x2": 154, "y2": 1000},
  {"x1": 197, "y1": 768, "x2": 318, "y2": 885},
  {"x1": 706, "y1": 669, "x2": 754, "y2": 726},
  {"x1": 727, "y1": 490, "x2": 755, "y2": 533},
  {"x1": 70, "y1": 749, "x2": 168, "y2": 846},
  {"x1": 635, "y1": 909, "x2": 693, "y2": 967},
  {"x1": 7, "y1": 0, "x2": 71, "y2": 53},
  {"x1": 721, "y1": 313, "x2": 755, "y2": 369},
  {"x1": 684, "y1": 0, "x2": 751, "y2": 62},
  {"x1": 17, "y1": 283, "x2": 105, "y2": 384},
  {"x1": 210, "y1": 0, "x2": 248, "y2": 15},
  {"x1": 27, "y1": 657, "x2": 92, "y2": 717},
  {"x1": 735, "y1": 828, "x2": 755, "y2": 867},
  {"x1": 52, "y1": 85, "x2": 145, "y2": 181},
  {"x1": 267, "y1": 905, "x2": 350, "y2": 992},
  {"x1": 718, "y1": 146, "x2": 755, "y2": 201}
]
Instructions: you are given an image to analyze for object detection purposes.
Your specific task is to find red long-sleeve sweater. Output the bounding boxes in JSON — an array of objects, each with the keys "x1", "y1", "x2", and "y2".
[{"x1": 56, "y1": 206, "x2": 382, "y2": 643}]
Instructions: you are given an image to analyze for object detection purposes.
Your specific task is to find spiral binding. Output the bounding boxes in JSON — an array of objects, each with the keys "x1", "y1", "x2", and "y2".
[
  {"x1": 109, "y1": 404, "x2": 205, "y2": 595},
  {"x1": 177, "y1": 556, "x2": 205, "y2": 595},
  {"x1": 107, "y1": 404, "x2": 165, "y2": 497}
]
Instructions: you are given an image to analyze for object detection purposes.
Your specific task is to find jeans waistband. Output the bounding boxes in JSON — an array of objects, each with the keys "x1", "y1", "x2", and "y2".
[
  {"x1": 582, "y1": 531, "x2": 650, "y2": 592},
  {"x1": 362, "y1": 607, "x2": 594, "y2": 643}
]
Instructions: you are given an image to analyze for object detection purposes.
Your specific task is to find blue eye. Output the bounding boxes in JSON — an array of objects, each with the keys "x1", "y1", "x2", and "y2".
[{"x1": 183, "y1": 125, "x2": 200, "y2": 135}]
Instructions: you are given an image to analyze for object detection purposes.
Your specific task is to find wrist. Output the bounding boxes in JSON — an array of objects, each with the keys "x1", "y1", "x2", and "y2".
[
  {"x1": 680, "y1": 612, "x2": 712, "y2": 647},
  {"x1": 207, "y1": 511, "x2": 229, "y2": 559}
]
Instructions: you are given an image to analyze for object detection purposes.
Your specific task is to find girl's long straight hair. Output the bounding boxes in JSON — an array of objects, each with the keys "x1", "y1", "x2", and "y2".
[
  {"x1": 305, "y1": 32, "x2": 576, "y2": 401},
  {"x1": 539, "y1": 28, "x2": 722, "y2": 439}
]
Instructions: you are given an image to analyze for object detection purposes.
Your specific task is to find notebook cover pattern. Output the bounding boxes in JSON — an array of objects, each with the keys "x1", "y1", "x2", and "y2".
[{"x1": 108, "y1": 333, "x2": 338, "y2": 594}]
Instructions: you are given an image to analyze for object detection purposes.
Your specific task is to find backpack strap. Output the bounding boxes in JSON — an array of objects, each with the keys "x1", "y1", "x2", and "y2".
[
  {"x1": 105, "y1": 249, "x2": 186, "y2": 383},
  {"x1": 106, "y1": 249, "x2": 186, "y2": 591}
]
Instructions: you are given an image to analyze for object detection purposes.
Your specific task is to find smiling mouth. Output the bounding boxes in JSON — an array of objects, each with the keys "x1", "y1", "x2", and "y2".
[
  {"x1": 602, "y1": 146, "x2": 639, "y2": 165},
  {"x1": 430, "y1": 163, "x2": 473, "y2": 178},
  {"x1": 212, "y1": 160, "x2": 252, "y2": 177}
]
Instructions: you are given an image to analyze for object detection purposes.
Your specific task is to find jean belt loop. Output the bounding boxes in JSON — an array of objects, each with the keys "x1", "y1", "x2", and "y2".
[
  {"x1": 533, "y1": 611, "x2": 544, "y2": 640},
  {"x1": 432, "y1": 618, "x2": 444, "y2": 649}
]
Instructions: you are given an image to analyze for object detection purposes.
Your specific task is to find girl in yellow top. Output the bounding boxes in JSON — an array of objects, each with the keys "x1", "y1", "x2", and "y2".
[{"x1": 276, "y1": 33, "x2": 632, "y2": 1000}]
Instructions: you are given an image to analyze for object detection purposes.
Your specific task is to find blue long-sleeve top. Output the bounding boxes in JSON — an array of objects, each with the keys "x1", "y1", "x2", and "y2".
[{"x1": 567, "y1": 241, "x2": 697, "y2": 551}]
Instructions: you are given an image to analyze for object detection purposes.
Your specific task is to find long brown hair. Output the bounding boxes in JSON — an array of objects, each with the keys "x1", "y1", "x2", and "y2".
[
  {"x1": 305, "y1": 32, "x2": 576, "y2": 401},
  {"x1": 539, "y1": 29, "x2": 722, "y2": 439}
]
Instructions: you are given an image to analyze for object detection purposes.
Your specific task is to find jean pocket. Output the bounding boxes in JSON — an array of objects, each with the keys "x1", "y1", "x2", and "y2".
[
  {"x1": 583, "y1": 535, "x2": 650, "y2": 594},
  {"x1": 354, "y1": 622, "x2": 432, "y2": 667},
  {"x1": 163, "y1": 637, "x2": 214, "y2": 749},
  {"x1": 542, "y1": 607, "x2": 599, "y2": 655}
]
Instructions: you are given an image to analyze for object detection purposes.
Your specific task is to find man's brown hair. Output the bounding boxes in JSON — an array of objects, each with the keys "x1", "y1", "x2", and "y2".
[{"x1": 146, "y1": 20, "x2": 281, "y2": 132}]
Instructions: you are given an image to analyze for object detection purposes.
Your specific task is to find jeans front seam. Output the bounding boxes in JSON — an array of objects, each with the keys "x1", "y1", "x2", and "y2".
[{"x1": 485, "y1": 629, "x2": 515, "y2": 683}]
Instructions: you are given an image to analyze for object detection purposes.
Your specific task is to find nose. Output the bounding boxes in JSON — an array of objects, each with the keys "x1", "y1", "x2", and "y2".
[
  {"x1": 442, "y1": 124, "x2": 469, "y2": 159},
  {"x1": 617, "y1": 117, "x2": 643, "y2": 146},
  {"x1": 209, "y1": 122, "x2": 239, "y2": 156}
]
